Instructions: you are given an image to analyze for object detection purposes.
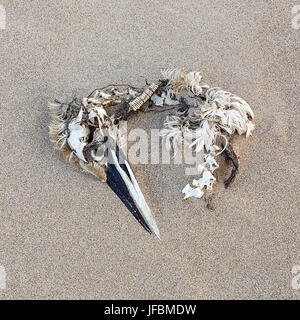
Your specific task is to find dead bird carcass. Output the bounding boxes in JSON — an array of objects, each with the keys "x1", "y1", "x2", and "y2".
[{"x1": 49, "y1": 69, "x2": 254, "y2": 238}]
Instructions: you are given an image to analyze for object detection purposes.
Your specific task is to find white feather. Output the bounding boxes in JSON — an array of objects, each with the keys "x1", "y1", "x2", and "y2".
[{"x1": 160, "y1": 68, "x2": 254, "y2": 200}]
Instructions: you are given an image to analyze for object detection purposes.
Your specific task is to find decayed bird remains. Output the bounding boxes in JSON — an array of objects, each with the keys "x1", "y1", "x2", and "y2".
[{"x1": 49, "y1": 68, "x2": 254, "y2": 239}]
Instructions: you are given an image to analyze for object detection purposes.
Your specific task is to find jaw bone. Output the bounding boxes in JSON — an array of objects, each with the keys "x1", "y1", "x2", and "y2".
[
  {"x1": 80, "y1": 143, "x2": 160, "y2": 238},
  {"x1": 107, "y1": 141, "x2": 161, "y2": 239}
]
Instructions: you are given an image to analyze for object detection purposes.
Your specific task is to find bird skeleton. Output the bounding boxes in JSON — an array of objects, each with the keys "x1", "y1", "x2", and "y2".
[{"x1": 49, "y1": 68, "x2": 254, "y2": 239}]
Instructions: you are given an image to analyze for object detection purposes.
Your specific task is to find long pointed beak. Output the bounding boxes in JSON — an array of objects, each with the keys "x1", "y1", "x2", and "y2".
[
  {"x1": 106, "y1": 141, "x2": 161, "y2": 240},
  {"x1": 106, "y1": 163, "x2": 152, "y2": 235}
]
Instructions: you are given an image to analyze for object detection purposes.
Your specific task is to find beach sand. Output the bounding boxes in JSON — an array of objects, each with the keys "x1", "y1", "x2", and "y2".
[{"x1": 0, "y1": 0, "x2": 299, "y2": 299}]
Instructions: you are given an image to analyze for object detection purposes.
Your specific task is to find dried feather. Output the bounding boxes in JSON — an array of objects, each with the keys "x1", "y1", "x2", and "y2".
[{"x1": 160, "y1": 68, "x2": 254, "y2": 200}]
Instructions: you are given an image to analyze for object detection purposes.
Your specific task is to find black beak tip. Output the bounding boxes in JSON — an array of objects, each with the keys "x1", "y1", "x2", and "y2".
[{"x1": 106, "y1": 163, "x2": 152, "y2": 235}]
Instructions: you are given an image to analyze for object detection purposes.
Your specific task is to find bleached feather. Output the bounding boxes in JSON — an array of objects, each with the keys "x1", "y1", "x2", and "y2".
[{"x1": 160, "y1": 68, "x2": 254, "y2": 200}]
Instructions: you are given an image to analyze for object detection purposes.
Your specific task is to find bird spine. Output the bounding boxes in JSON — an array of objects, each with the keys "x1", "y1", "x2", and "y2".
[{"x1": 129, "y1": 83, "x2": 158, "y2": 111}]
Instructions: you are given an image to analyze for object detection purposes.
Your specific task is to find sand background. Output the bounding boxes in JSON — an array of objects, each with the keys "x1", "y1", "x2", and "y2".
[{"x1": 0, "y1": 0, "x2": 299, "y2": 299}]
